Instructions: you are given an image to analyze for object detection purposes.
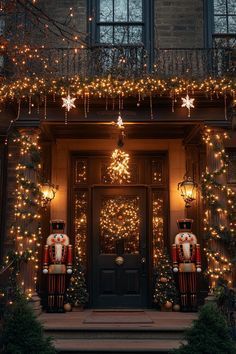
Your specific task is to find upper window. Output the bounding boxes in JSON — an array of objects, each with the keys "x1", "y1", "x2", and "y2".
[
  {"x1": 97, "y1": 0, "x2": 144, "y2": 45},
  {"x1": 213, "y1": 0, "x2": 236, "y2": 34}
]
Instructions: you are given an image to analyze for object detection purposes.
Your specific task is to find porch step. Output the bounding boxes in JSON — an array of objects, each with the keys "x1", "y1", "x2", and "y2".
[
  {"x1": 54, "y1": 338, "x2": 183, "y2": 353},
  {"x1": 41, "y1": 311, "x2": 196, "y2": 353},
  {"x1": 45, "y1": 327, "x2": 185, "y2": 340}
]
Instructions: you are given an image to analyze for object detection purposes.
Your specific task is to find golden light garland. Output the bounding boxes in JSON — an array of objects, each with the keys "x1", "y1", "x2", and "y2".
[
  {"x1": 202, "y1": 128, "x2": 236, "y2": 288},
  {"x1": 0, "y1": 76, "x2": 235, "y2": 103},
  {"x1": 108, "y1": 149, "x2": 130, "y2": 184},
  {"x1": 9, "y1": 132, "x2": 42, "y2": 300}
]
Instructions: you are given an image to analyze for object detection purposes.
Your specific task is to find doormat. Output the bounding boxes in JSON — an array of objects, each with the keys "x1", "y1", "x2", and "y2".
[{"x1": 83, "y1": 311, "x2": 153, "y2": 324}]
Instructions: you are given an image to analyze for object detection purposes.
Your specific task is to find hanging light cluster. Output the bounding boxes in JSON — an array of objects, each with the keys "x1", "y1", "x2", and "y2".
[{"x1": 108, "y1": 149, "x2": 130, "y2": 184}]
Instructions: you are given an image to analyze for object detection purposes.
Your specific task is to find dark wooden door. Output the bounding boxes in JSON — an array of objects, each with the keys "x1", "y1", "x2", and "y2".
[{"x1": 92, "y1": 186, "x2": 148, "y2": 308}]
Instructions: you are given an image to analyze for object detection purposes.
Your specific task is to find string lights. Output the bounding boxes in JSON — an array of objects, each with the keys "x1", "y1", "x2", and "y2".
[
  {"x1": 108, "y1": 149, "x2": 130, "y2": 184},
  {"x1": 0, "y1": 77, "x2": 235, "y2": 105},
  {"x1": 8, "y1": 132, "x2": 42, "y2": 301},
  {"x1": 100, "y1": 196, "x2": 140, "y2": 254},
  {"x1": 201, "y1": 128, "x2": 236, "y2": 288}
]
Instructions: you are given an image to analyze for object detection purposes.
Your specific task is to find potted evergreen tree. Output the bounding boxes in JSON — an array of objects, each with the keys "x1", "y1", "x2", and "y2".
[
  {"x1": 153, "y1": 248, "x2": 180, "y2": 311},
  {"x1": 65, "y1": 249, "x2": 89, "y2": 311}
]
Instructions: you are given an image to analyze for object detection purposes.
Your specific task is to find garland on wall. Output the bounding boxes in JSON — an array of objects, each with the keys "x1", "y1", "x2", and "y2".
[
  {"x1": 201, "y1": 128, "x2": 236, "y2": 288},
  {"x1": 1, "y1": 76, "x2": 236, "y2": 100},
  {"x1": 0, "y1": 76, "x2": 235, "y2": 122},
  {"x1": 3, "y1": 131, "x2": 42, "y2": 302}
]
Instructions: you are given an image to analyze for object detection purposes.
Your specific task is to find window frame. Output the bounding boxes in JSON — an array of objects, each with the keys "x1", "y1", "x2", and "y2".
[
  {"x1": 205, "y1": 0, "x2": 236, "y2": 48},
  {"x1": 88, "y1": 0, "x2": 153, "y2": 53}
]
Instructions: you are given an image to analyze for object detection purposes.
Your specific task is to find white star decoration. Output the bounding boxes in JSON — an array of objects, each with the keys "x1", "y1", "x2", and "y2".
[
  {"x1": 117, "y1": 114, "x2": 124, "y2": 128},
  {"x1": 62, "y1": 94, "x2": 76, "y2": 111},
  {"x1": 181, "y1": 94, "x2": 195, "y2": 117}
]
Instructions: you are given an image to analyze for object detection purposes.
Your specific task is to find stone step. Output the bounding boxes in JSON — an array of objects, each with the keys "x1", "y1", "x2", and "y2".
[
  {"x1": 54, "y1": 338, "x2": 183, "y2": 353},
  {"x1": 45, "y1": 327, "x2": 185, "y2": 340}
]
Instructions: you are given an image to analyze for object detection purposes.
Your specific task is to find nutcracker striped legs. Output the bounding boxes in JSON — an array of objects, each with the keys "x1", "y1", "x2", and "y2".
[
  {"x1": 47, "y1": 275, "x2": 66, "y2": 312},
  {"x1": 178, "y1": 272, "x2": 197, "y2": 310}
]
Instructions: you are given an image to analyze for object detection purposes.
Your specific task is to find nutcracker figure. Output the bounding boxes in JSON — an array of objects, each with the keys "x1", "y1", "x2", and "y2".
[
  {"x1": 172, "y1": 219, "x2": 201, "y2": 311},
  {"x1": 43, "y1": 220, "x2": 72, "y2": 312}
]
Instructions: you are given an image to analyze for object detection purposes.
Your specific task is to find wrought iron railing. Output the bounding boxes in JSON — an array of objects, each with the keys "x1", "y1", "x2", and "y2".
[{"x1": 2, "y1": 45, "x2": 236, "y2": 79}]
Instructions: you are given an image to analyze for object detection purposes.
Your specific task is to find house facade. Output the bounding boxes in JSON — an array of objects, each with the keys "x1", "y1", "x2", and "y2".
[{"x1": 0, "y1": 0, "x2": 235, "y2": 310}]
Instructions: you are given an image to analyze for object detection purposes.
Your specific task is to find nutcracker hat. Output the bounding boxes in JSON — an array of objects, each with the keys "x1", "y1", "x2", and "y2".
[
  {"x1": 177, "y1": 218, "x2": 193, "y2": 231},
  {"x1": 50, "y1": 219, "x2": 65, "y2": 231}
]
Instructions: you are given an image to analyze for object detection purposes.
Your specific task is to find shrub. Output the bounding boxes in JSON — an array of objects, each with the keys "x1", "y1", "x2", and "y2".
[
  {"x1": 2, "y1": 297, "x2": 56, "y2": 354},
  {"x1": 173, "y1": 303, "x2": 236, "y2": 354}
]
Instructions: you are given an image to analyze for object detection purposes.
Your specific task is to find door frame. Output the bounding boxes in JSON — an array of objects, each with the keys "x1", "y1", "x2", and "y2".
[{"x1": 68, "y1": 151, "x2": 169, "y2": 309}]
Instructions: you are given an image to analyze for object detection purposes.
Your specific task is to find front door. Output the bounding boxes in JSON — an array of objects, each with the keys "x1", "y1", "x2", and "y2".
[{"x1": 92, "y1": 186, "x2": 148, "y2": 308}]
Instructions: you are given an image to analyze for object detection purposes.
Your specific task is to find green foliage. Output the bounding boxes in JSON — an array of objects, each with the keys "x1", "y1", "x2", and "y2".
[
  {"x1": 173, "y1": 303, "x2": 236, "y2": 354},
  {"x1": 1, "y1": 297, "x2": 56, "y2": 354},
  {"x1": 214, "y1": 278, "x2": 236, "y2": 339},
  {"x1": 201, "y1": 130, "x2": 236, "y2": 283},
  {"x1": 66, "y1": 252, "x2": 89, "y2": 306},
  {"x1": 153, "y1": 249, "x2": 179, "y2": 307}
]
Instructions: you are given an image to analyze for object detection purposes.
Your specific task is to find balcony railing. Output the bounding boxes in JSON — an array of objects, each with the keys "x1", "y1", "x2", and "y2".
[{"x1": 3, "y1": 45, "x2": 236, "y2": 79}]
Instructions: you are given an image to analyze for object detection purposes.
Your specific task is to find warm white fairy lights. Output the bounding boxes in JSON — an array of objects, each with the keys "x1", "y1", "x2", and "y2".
[{"x1": 108, "y1": 149, "x2": 130, "y2": 184}]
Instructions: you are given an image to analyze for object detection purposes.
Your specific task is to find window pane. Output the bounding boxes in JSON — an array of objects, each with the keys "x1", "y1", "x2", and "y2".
[
  {"x1": 114, "y1": 0, "x2": 128, "y2": 21},
  {"x1": 214, "y1": 15, "x2": 228, "y2": 32},
  {"x1": 228, "y1": 16, "x2": 236, "y2": 32},
  {"x1": 129, "y1": 26, "x2": 143, "y2": 43},
  {"x1": 99, "y1": 0, "x2": 113, "y2": 22},
  {"x1": 99, "y1": 26, "x2": 113, "y2": 43},
  {"x1": 114, "y1": 26, "x2": 128, "y2": 44},
  {"x1": 214, "y1": 0, "x2": 226, "y2": 14},
  {"x1": 129, "y1": 0, "x2": 143, "y2": 21},
  {"x1": 228, "y1": 0, "x2": 236, "y2": 14}
]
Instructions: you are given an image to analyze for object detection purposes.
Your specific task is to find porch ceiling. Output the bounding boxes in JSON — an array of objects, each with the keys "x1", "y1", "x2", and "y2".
[{"x1": 40, "y1": 120, "x2": 210, "y2": 140}]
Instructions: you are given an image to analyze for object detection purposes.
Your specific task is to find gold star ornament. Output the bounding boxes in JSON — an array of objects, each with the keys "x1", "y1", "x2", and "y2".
[
  {"x1": 181, "y1": 94, "x2": 195, "y2": 117},
  {"x1": 62, "y1": 94, "x2": 76, "y2": 111}
]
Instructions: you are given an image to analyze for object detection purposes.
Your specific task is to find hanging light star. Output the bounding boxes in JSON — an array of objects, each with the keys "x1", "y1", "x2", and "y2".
[
  {"x1": 117, "y1": 114, "x2": 124, "y2": 129},
  {"x1": 108, "y1": 149, "x2": 130, "y2": 184},
  {"x1": 62, "y1": 94, "x2": 76, "y2": 111},
  {"x1": 181, "y1": 94, "x2": 195, "y2": 117}
]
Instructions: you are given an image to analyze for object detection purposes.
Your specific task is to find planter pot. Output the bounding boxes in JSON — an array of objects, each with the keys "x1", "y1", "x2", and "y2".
[
  {"x1": 161, "y1": 304, "x2": 172, "y2": 312},
  {"x1": 72, "y1": 304, "x2": 84, "y2": 311}
]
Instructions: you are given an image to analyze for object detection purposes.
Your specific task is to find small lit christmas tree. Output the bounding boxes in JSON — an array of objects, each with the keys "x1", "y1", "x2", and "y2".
[
  {"x1": 65, "y1": 248, "x2": 89, "y2": 308},
  {"x1": 153, "y1": 248, "x2": 179, "y2": 310}
]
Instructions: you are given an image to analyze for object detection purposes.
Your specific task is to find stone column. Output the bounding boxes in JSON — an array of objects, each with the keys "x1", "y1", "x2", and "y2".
[
  {"x1": 16, "y1": 128, "x2": 42, "y2": 315},
  {"x1": 204, "y1": 128, "x2": 230, "y2": 294}
]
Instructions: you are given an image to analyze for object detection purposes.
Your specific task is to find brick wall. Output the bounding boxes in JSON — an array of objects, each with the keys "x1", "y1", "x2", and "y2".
[
  {"x1": 41, "y1": 0, "x2": 87, "y2": 43},
  {"x1": 38, "y1": 0, "x2": 205, "y2": 49},
  {"x1": 154, "y1": 0, "x2": 204, "y2": 48}
]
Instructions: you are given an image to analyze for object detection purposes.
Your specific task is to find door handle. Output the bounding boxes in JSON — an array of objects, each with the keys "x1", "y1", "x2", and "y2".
[
  {"x1": 115, "y1": 256, "x2": 124, "y2": 265},
  {"x1": 141, "y1": 257, "x2": 146, "y2": 264}
]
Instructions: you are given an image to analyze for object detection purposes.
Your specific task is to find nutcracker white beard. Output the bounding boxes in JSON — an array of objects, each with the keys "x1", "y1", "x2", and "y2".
[
  {"x1": 55, "y1": 243, "x2": 63, "y2": 262},
  {"x1": 175, "y1": 232, "x2": 197, "y2": 260},
  {"x1": 182, "y1": 243, "x2": 190, "y2": 260},
  {"x1": 46, "y1": 233, "x2": 70, "y2": 262}
]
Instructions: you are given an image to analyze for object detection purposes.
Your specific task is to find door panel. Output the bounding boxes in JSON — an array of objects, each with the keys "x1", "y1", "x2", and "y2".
[{"x1": 92, "y1": 186, "x2": 147, "y2": 308}]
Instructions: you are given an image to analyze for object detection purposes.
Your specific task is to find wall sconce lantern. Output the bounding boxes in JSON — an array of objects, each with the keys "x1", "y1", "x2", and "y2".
[
  {"x1": 178, "y1": 176, "x2": 198, "y2": 208},
  {"x1": 41, "y1": 183, "x2": 57, "y2": 207}
]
